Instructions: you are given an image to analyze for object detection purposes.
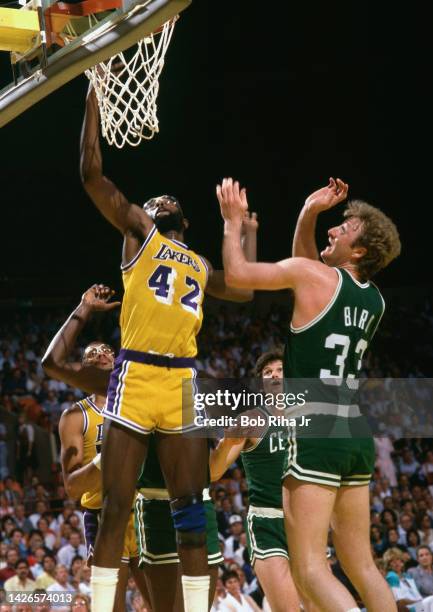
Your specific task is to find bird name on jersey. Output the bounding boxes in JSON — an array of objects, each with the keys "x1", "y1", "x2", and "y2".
[
  {"x1": 343, "y1": 306, "x2": 375, "y2": 332},
  {"x1": 153, "y1": 244, "x2": 201, "y2": 272}
]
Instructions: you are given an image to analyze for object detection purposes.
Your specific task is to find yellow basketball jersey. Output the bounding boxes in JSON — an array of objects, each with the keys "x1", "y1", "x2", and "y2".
[
  {"x1": 77, "y1": 397, "x2": 104, "y2": 510},
  {"x1": 120, "y1": 227, "x2": 208, "y2": 357}
]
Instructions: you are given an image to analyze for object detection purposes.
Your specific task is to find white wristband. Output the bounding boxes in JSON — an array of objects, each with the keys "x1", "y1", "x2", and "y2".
[{"x1": 92, "y1": 454, "x2": 102, "y2": 470}]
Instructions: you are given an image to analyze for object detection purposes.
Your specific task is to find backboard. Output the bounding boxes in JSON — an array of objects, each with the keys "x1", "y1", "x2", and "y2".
[{"x1": 0, "y1": 0, "x2": 191, "y2": 127}]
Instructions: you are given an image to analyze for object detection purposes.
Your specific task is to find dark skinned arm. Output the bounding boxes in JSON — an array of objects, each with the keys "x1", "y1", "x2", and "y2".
[
  {"x1": 58, "y1": 406, "x2": 101, "y2": 500},
  {"x1": 41, "y1": 285, "x2": 119, "y2": 396},
  {"x1": 80, "y1": 85, "x2": 154, "y2": 239}
]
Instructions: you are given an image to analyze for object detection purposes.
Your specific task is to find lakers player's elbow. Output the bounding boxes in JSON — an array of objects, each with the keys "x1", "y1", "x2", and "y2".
[{"x1": 41, "y1": 354, "x2": 56, "y2": 377}]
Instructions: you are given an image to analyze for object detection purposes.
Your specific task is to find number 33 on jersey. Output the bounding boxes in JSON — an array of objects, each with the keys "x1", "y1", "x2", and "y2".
[{"x1": 120, "y1": 226, "x2": 208, "y2": 358}]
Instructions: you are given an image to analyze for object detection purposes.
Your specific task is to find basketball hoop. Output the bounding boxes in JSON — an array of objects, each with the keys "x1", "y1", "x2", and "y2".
[{"x1": 85, "y1": 16, "x2": 177, "y2": 148}]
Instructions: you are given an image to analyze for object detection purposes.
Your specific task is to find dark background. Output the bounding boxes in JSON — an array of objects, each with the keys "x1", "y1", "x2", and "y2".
[{"x1": 0, "y1": 0, "x2": 431, "y2": 301}]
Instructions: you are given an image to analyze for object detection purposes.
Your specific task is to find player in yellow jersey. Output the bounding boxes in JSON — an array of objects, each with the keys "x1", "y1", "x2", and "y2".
[
  {"x1": 80, "y1": 84, "x2": 257, "y2": 612},
  {"x1": 42, "y1": 289, "x2": 151, "y2": 612}
]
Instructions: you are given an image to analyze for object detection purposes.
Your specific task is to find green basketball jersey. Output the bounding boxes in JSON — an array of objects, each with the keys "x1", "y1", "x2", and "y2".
[
  {"x1": 285, "y1": 268, "x2": 384, "y2": 379},
  {"x1": 284, "y1": 268, "x2": 385, "y2": 434},
  {"x1": 241, "y1": 428, "x2": 287, "y2": 508}
]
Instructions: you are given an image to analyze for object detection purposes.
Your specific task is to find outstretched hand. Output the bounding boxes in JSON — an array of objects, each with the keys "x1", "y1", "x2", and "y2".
[
  {"x1": 80, "y1": 284, "x2": 121, "y2": 311},
  {"x1": 216, "y1": 178, "x2": 249, "y2": 224},
  {"x1": 242, "y1": 211, "x2": 259, "y2": 235},
  {"x1": 305, "y1": 177, "x2": 349, "y2": 213}
]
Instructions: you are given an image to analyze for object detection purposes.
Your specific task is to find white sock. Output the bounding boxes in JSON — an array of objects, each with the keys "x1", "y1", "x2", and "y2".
[
  {"x1": 182, "y1": 575, "x2": 210, "y2": 612},
  {"x1": 91, "y1": 565, "x2": 119, "y2": 612},
  {"x1": 346, "y1": 608, "x2": 361, "y2": 612}
]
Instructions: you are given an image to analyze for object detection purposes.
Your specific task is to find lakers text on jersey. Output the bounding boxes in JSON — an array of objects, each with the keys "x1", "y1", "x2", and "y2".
[{"x1": 105, "y1": 227, "x2": 207, "y2": 434}]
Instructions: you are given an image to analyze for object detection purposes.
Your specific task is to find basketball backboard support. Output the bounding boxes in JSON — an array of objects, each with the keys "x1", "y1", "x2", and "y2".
[{"x1": 0, "y1": 0, "x2": 191, "y2": 128}]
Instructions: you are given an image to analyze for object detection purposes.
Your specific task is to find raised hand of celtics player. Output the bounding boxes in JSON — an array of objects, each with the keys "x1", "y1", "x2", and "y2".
[
  {"x1": 242, "y1": 211, "x2": 259, "y2": 234},
  {"x1": 305, "y1": 177, "x2": 349, "y2": 214},
  {"x1": 216, "y1": 177, "x2": 248, "y2": 225},
  {"x1": 80, "y1": 284, "x2": 121, "y2": 312}
]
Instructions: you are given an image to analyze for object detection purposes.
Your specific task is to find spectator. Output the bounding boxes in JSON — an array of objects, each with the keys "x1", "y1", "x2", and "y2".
[
  {"x1": 218, "y1": 571, "x2": 261, "y2": 611},
  {"x1": 399, "y1": 448, "x2": 421, "y2": 479},
  {"x1": 408, "y1": 546, "x2": 433, "y2": 597},
  {"x1": 419, "y1": 514, "x2": 433, "y2": 548},
  {"x1": 7, "y1": 529, "x2": 27, "y2": 557},
  {"x1": 210, "y1": 577, "x2": 226, "y2": 612},
  {"x1": 371, "y1": 525, "x2": 386, "y2": 556},
  {"x1": 36, "y1": 517, "x2": 56, "y2": 551},
  {"x1": 35, "y1": 554, "x2": 56, "y2": 590},
  {"x1": 380, "y1": 508, "x2": 398, "y2": 530},
  {"x1": 29, "y1": 502, "x2": 48, "y2": 529},
  {"x1": 3, "y1": 559, "x2": 35, "y2": 594},
  {"x1": 78, "y1": 565, "x2": 91, "y2": 599},
  {"x1": 26, "y1": 531, "x2": 45, "y2": 558},
  {"x1": 0, "y1": 549, "x2": 18, "y2": 586},
  {"x1": 385, "y1": 547, "x2": 433, "y2": 610},
  {"x1": 398, "y1": 513, "x2": 415, "y2": 544},
  {"x1": 217, "y1": 497, "x2": 234, "y2": 538},
  {"x1": 56, "y1": 530, "x2": 86, "y2": 569},
  {"x1": 29, "y1": 547, "x2": 48, "y2": 579},
  {"x1": 71, "y1": 594, "x2": 91, "y2": 611},
  {"x1": 69, "y1": 556, "x2": 84, "y2": 590},
  {"x1": 224, "y1": 515, "x2": 244, "y2": 561},
  {"x1": 2, "y1": 478, "x2": 21, "y2": 506},
  {"x1": 406, "y1": 529, "x2": 422, "y2": 561},
  {"x1": 13, "y1": 505, "x2": 33, "y2": 534},
  {"x1": 46, "y1": 564, "x2": 74, "y2": 612},
  {"x1": 33, "y1": 589, "x2": 50, "y2": 612},
  {"x1": 384, "y1": 528, "x2": 408, "y2": 555},
  {"x1": 1, "y1": 517, "x2": 16, "y2": 540}
]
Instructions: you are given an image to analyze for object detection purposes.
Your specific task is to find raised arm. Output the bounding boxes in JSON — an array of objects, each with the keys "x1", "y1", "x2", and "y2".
[
  {"x1": 80, "y1": 84, "x2": 154, "y2": 238},
  {"x1": 209, "y1": 437, "x2": 246, "y2": 482},
  {"x1": 216, "y1": 178, "x2": 329, "y2": 291},
  {"x1": 59, "y1": 406, "x2": 101, "y2": 500},
  {"x1": 204, "y1": 212, "x2": 258, "y2": 302},
  {"x1": 292, "y1": 178, "x2": 349, "y2": 259},
  {"x1": 41, "y1": 285, "x2": 119, "y2": 396}
]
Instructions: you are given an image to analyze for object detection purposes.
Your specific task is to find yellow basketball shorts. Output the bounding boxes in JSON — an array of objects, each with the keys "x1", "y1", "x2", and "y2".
[
  {"x1": 83, "y1": 508, "x2": 138, "y2": 563},
  {"x1": 121, "y1": 511, "x2": 139, "y2": 564},
  {"x1": 105, "y1": 349, "x2": 198, "y2": 434}
]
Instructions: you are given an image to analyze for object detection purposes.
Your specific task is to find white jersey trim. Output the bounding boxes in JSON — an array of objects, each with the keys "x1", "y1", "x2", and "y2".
[
  {"x1": 248, "y1": 505, "x2": 284, "y2": 519},
  {"x1": 121, "y1": 225, "x2": 157, "y2": 272},
  {"x1": 290, "y1": 268, "x2": 342, "y2": 334},
  {"x1": 344, "y1": 269, "x2": 370, "y2": 288}
]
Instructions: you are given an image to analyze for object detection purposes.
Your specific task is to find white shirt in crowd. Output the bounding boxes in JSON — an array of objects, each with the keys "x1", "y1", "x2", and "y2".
[
  {"x1": 218, "y1": 591, "x2": 257, "y2": 611},
  {"x1": 57, "y1": 543, "x2": 87, "y2": 568},
  {"x1": 46, "y1": 580, "x2": 75, "y2": 612}
]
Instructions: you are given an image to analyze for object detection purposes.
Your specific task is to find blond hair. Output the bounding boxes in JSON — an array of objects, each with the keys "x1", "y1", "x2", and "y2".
[
  {"x1": 383, "y1": 547, "x2": 404, "y2": 570},
  {"x1": 344, "y1": 200, "x2": 401, "y2": 280}
]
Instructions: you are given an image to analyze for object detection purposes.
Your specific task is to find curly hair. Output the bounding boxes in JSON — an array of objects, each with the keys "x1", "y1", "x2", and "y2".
[
  {"x1": 344, "y1": 200, "x2": 401, "y2": 281},
  {"x1": 254, "y1": 348, "x2": 284, "y2": 377}
]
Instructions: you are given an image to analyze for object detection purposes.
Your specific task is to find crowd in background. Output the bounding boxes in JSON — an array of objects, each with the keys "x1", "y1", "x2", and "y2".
[{"x1": 0, "y1": 292, "x2": 432, "y2": 610}]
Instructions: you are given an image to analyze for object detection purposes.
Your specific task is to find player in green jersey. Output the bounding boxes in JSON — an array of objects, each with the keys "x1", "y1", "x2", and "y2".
[
  {"x1": 210, "y1": 349, "x2": 303, "y2": 612},
  {"x1": 217, "y1": 177, "x2": 401, "y2": 612},
  {"x1": 134, "y1": 434, "x2": 223, "y2": 611}
]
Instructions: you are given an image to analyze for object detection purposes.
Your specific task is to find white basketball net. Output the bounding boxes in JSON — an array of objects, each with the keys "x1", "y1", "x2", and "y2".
[{"x1": 85, "y1": 18, "x2": 177, "y2": 148}]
